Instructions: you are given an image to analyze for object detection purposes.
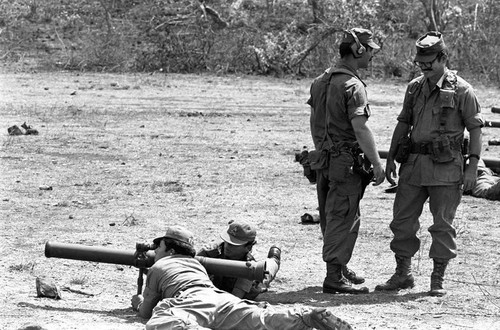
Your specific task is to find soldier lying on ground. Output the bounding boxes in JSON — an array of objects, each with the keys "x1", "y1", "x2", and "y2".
[
  {"x1": 196, "y1": 220, "x2": 280, "y2": 300},
  {"x1": 466, "y1": 159, "x2": 500, "y2": 201},
  {"x1": 131, "y1": 225, "x2": 353, "y2": 330}
]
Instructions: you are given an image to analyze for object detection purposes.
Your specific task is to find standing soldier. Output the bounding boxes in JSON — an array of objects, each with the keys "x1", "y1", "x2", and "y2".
[
  {"x1": 375, "y1": 31, "x2": 484, "y2": 296},
  {"x1": 307, "y1": 28, "x2": 385, "y2": 294}
]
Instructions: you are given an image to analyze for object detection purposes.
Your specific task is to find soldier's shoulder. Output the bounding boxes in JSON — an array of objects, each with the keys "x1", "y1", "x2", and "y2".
[
  {"x1": 197, "y1": 242, "x2": 222, "y2": 257},
  {"x1": 408, "y1": 74, "x2": 424, "y2": 86},
  {"x1": 454, "y1": 74, "x2": 474, "y2": 91}
]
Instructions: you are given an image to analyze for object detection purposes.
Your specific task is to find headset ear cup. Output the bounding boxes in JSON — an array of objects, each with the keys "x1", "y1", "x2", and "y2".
[
  {"x1": 358, "y1": 44, "x2": 366, "y2": 55},
  {"x1": 350, "y1": 43, "x2": 365, "y2": 58}
]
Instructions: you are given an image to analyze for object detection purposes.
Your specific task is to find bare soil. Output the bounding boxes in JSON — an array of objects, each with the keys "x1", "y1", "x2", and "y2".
[{"x1": 1, "y1": 71, "x2": 499, "y2": 330}]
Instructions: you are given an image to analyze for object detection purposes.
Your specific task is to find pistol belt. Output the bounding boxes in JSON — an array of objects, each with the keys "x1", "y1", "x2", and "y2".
[{"x1": 410, "y1": 140, "x2": 462, "y2": 154}]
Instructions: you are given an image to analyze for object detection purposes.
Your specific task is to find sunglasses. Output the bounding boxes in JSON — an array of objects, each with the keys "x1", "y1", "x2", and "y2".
[{"x1": 413, "y1": 57, "x2": 438, "y2": 69}]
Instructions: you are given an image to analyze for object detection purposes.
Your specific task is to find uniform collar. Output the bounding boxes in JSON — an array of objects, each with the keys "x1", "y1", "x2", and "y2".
[
  {"x1": 334, "y1": 62, "x2": 365, "y2": 86},
  {"x1": 336, "y1": 62, "x2": 359, "y2": 77},
  {"x1": 435, "y1": 69, "x2": 448, "y2": 88}
]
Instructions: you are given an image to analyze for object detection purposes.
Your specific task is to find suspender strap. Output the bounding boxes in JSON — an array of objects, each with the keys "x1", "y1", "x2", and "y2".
[
  {"x1": 322, "y1": 67, "x2": 363, "y2": 150},
  {"x1": 438, "y1": 71, "x2": 457, "y2": 133}
]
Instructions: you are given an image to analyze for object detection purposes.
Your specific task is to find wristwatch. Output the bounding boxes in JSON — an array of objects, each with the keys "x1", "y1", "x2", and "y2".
[{"x1": 468, "y1": 154, "x2": 480, "y2": 160}]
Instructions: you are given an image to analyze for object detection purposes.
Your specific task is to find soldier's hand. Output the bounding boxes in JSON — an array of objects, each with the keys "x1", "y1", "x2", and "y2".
[
  {"x1": 372, "y1": 163, "x2": 385, "y2": 186},
  {"x1": 131, "y1": 294, "x2": 144, "y2": 311},
  {"x1": 385, "y1": 159, "x2": 397, "y2": 186},
  {"x1": 463, "y1": 164, "x2": 478, "y2": 192}
]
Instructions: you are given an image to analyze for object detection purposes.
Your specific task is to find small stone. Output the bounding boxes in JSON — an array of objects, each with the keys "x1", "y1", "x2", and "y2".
[{"x1": 36, "y1": 277, "x2": 61, "y2": 299}]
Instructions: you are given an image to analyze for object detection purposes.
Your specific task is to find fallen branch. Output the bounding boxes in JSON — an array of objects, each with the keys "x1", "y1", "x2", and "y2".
[{"x1": 61, "y1": 286, "x2": 99, "y2": 296}]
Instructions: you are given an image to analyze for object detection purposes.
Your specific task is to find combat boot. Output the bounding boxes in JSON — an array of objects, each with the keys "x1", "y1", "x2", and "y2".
[
  {"x1": 323, "y1": 263, "x2": 369, "y2": 294},
  {"x1": 263, "y1": 246, "x2": 281, "y2": 286},
  {"x1": 429, "y1": 259, "x2": 449, "y2": 297},
  {"x1": 342, "y1": 266, "x2": 365, "y2": 284},
  {"x1": 375, "y1": 255, "x2": 415, "y2": 291},
  {"x1": 267, "y1": 246, "x2": 281, "y2": 265},
  {"x1": 302, "y1": 308, "x2": 353, "y2": 330}
]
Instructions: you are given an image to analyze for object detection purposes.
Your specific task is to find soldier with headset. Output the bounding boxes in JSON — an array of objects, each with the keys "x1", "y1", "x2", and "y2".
[{"x1": 307, "y1": 28, "x2": 385, "y2": 294}]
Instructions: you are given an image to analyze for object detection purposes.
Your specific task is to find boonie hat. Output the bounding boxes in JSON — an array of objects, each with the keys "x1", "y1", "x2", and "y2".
[
  {"x1": 342, "y1": 28, "x2": 380, "y2": 50},
  {"x1": 220, "y1": 220, "x2": 256, "y2": 245},
  {"x1": 153, "y1": 225, "x2": 195, "y2": 248},
  {"x1": 414, "y1": 31, "x2": 446, "y2": 62}
]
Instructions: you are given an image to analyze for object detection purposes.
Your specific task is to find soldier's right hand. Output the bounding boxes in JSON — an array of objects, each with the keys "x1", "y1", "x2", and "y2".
[
  {"x1": 131, "y1": 294, "x2": 143, "y2": 311},
  {"x1": 372, "y1": 163, "x2": 385, "y2": 186}
]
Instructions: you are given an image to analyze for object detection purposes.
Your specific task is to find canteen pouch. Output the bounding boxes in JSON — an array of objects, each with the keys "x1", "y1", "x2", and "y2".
[
  {"x1": 329, "y1": 152, "x2": 354, "y2": 182},
  {"x1": 309, "y1": 149, "x2": 329, "y2": 170},
  {"x1": 431, "y1": 135, "x2": 454, "y2": 163},
  {"x1": 395, "y1": 135, "x2": 411, "y2": 164}
]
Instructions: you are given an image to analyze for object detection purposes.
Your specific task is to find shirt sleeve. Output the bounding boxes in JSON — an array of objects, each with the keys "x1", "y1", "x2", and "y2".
[
  {"x1": 346, "y1": 79, "x2": 370, "y2": 120},
  {"x1": 459, "y1": 86, "x2": 484, "y2": 131},
  {"x1": 138, "y1": 268, "x2": 162, "y2": 319},
  {"x1": 397, "y1": 84, "x2": 414, "y2": 124}
]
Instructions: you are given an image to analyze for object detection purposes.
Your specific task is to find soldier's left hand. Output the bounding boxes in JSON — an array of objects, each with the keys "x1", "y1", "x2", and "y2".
[{"x1": 462, "y1": 165, "x2": 478, "y2": 192}]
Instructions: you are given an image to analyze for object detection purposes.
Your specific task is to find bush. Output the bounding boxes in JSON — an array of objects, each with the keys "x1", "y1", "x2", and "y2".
[{"x1": 0, "y1": 0, "x2": 498, "y2": 83}]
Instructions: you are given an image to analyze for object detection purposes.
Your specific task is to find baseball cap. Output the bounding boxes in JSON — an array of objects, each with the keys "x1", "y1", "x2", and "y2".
[
  {"x1": 153, "y1": 225, "x2": 195, "y2": 248},
  {"x1": 414, "y1": 31, "x2": 446, "y2": 62},
  {"x1": 342, "y1": 28, "x2": 380, "y2": 50},
  {"x1": 220, "y1": 220, "x2": 257, "y2": 245}
]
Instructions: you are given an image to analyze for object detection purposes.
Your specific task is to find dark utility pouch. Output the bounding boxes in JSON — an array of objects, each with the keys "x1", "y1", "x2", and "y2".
[
  {"x1": 431, "y1": 135, "x2": 454, "y2": 163},
  {"x1": 440, "y1": 89, "x2": 455, "y2": 108},
  {"x1": 329, "y1": 152, "x2": 354, "y2": 182},
  {"x1": 309, "y1": 149, "x2": 329, "y2": 170},
  {"x1": 395, "y1": 135, "x2": 411, "y2": 164}
]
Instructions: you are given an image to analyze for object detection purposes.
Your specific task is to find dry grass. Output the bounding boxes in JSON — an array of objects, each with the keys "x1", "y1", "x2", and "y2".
[{"x1": 1, "y1": 71, "x2": 499, "y2": 330}]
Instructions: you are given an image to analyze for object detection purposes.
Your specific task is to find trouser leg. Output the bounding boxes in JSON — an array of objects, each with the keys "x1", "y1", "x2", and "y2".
[
  {"x1": 146, "y1": 299, "x2": 212, "y2": 330},
  {"x1": 427, "y1": 185, "x2": 461, "y2": 260},
  {"x1": 390, "y1": 182, "x2": 428, "y2": 257},
  {"x1": 216, "y1": 299, "x2": 309, "y2": 330},
  {"x1": 322, "y1": 182, "x2": 361, "y2": 265}
]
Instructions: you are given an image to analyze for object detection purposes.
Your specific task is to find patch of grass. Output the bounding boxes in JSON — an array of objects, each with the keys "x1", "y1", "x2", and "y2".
[
  {"x1": 8, "y1": 261, "x2": 35, "y2": 273},
  {"x1": 150, "y1": 180, "x2": 183, "y2": 193},
  {"x1": 70, "y1": 276, "x2": 89, "y2": 285},
  {"x1": 122, "y1": 214, "x2": 139, "y2": 226}
]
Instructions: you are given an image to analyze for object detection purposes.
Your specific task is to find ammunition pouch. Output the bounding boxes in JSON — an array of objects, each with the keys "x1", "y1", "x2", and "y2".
[
  {"x1": 309, "y1": 149, "x2": 329, "y2": 171},
  {"x1": 410, "y1": 136, "x2": 461, "y2": 164},
  {"x1": 431, "y1": 135, "x2": 454, "y2": 163},
  {"x1": 302, "y1": 163, "x2": 317, "y2": 184},
  {"x1": 295, "y1": 150, "x2": 317, "y2": 183}
]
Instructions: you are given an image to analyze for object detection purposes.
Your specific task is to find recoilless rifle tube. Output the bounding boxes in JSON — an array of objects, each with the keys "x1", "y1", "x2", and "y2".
[
  {"x1": 45, "y1": 241, "x2": 266, "y2": 282},
  {"x1": 484, "y1": 120, "x2": 500, "y2": 128}
]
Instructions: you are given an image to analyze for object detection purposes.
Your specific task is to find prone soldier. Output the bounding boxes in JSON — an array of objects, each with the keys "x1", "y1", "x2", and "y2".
[{"x1": 197, "y1": 220, "x2": 281, "y2": 300}]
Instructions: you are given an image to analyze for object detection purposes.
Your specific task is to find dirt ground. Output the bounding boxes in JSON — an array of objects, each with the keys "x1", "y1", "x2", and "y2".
[{"x1": 1, "y1": 71, "x2": 499, "y2": 330}]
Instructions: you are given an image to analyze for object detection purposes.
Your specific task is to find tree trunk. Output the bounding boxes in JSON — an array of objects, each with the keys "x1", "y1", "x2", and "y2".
[{"x1": 419, "y1": 0, "x2": 438, "y2": 31}]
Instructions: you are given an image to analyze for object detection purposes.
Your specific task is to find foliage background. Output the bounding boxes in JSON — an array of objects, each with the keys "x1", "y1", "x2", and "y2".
[{"x1": 0, "y1": 0, "x2": 499, "y2": 83}]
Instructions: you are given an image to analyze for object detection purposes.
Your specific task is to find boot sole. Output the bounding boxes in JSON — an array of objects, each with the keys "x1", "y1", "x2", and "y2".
[
  {"x1": 323, "y1": 286, "x2": 369, "y2": 294},
  {"x1": 374, "y1": 281, "x2": 415, "y2": 291},
  {"x1": 429, "y1": 290, "x2": 446, "y2": 297}
]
